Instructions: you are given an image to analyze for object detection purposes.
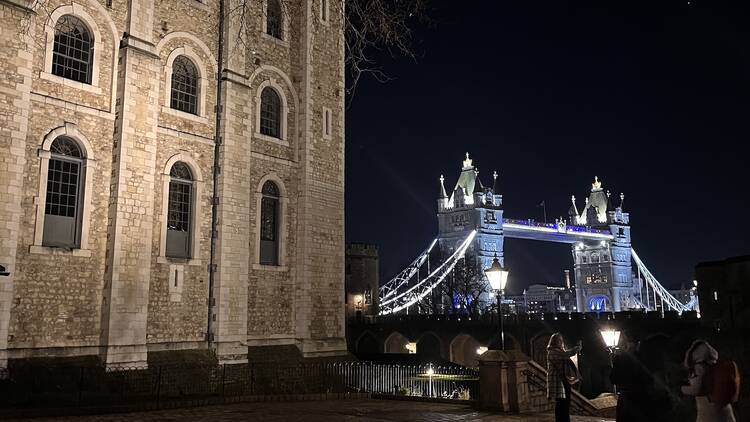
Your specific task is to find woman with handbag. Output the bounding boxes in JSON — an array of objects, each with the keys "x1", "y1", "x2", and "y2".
[{"x1": 547, "y1": 333, "x2": 583, "y2": 422}]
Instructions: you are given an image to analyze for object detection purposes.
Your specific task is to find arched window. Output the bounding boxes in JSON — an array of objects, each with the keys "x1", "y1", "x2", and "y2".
[
  {"x1": 170, "y1": 55, "x2": 199, "y2": 115},
  {"x1": 166, "y1": 162, "x2": 193, "y2": 258},
  {"x1": 259, "y1": 181, "x2": 280, "y2": 265},
  {"x1": 260, "y1": 87, "x2": 282, "y2": 138},
  {"x1": 52, "y1": 15, "x2": 94, "y2": 84},
  {"x1": 266, "y1": 0, "x2": 283, "y2": 39},
  {"x1": 43, "y1": 137, "x2": 84, "y2": 247}
]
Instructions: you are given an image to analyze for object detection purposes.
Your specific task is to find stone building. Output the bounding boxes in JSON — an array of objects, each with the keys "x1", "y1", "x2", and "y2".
[
  {"x1": 344, "y1": 243, "x2": 379, "y2": 317},
  {"x1": 0, "y1": 0, "x2": 346, "y2": 370}
]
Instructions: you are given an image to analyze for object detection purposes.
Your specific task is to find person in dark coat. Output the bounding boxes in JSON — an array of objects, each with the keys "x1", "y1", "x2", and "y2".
[{"x1": 611, "y1": 340, "x2": 649, "y2": 422}]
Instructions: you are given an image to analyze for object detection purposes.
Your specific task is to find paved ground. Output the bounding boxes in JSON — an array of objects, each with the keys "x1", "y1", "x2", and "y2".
[{"x1": 5, "y1": 399, "x2": 615, "y2": 421}]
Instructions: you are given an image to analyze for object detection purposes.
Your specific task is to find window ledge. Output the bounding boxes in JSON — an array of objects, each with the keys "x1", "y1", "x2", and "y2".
[
  {"x1": 189, "y1": 0, "x2": 210, "y2": 11},
  {"x1": 261, "y1": 32, "x2": 290, "y2": 48},
  {"x1": 161, "y1": 106, "x2": 210, "y2": 124},
  {"x1": 39, "y1": 71, "x2": 102, "y2": 94},
  {"x1": 253, "y1": 264, "x2": 288, "y2": 272},
  {"x1": 254, "y1": 132, "x2": 290, "y2": 146},
  {"x1": 30, "y1": 245, "x2": 91, "y2": 257},
  {"x1": 157, "y1": 256, "x2": 201, "y2": 266}
]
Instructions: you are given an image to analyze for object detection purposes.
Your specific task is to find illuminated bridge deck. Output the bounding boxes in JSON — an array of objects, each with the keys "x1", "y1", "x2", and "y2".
[{"x1": 502, "y1": 218, "x2": 614, "y2": 243}]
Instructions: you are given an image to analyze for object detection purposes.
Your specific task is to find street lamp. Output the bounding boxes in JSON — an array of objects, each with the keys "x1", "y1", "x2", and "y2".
[
  {"x1": 600, "y1": 328, "x2": 621, "y2": 353},
  {"x1": 600, "y1": 328, "x2": 621, "y2": 394},
  {"x1": 485, "y1": 255, "x2": 509, "y2": 350},
  {"x1": 426, "y1": 365, "x2": 435, "y2": 397}
]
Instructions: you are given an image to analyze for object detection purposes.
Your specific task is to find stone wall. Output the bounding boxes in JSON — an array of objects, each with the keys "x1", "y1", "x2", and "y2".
[{"x1": 0, "y1": 0, "x2": 347, "y2": 370}]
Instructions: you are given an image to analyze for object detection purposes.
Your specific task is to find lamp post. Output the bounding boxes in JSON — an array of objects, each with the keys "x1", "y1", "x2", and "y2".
[
  {"x1": 485, "y1": 255, "x2": 509, "y2": 350},
  {"x1": 426, "y1": 365, "x2": 435, "y2": 397},
  {"x1": 600, "y1": 328, "x2": 621, "y2": 393}
]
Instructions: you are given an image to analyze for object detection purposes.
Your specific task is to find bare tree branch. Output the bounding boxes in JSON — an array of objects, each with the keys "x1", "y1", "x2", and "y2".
[{"x1": 23, "y1": 0, "x2": 428, "y2": 104}]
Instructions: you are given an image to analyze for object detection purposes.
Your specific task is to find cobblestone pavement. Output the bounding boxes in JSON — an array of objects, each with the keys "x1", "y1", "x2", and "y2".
[{"x1": 5, "y1": 399, "x2": 615, "y2": 422}]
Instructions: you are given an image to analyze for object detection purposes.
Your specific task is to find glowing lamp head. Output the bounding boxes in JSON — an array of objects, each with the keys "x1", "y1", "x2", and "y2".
[
  {"x1": 405, "y1": 342, "x2": 417, "y2": 354},
  {"x1": 693, "y1": 280, "x2": 699, "y2": 287},
  {"x1": 426, "y1": 367, "x2": 435, "y2": 376},
  {"x1": 485, "y1": 257, "x2": 509, "y2": 292},
  {"x1": 600, "y1": 329, "x2": 621, "y2": 349},
  {"x1": 476, "y1": 346, "x2": 488, "y2": 355}
]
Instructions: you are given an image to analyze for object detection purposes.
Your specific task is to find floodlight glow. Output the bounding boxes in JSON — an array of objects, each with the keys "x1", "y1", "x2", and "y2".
[{"x1": 476, "y1": 346, "x2": 488, "y2": 355}]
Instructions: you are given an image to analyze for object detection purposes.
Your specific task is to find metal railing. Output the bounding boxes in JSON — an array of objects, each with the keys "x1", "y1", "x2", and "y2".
[{"x1": 0, "y1": 361, "x2": 478, "y2": 411}]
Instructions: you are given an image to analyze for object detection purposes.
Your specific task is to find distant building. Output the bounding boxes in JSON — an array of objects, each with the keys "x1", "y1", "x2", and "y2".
[
  {"x1": 695, "y1": 255, "x2": 750, "y2": 331},
  {"x1": 504, "y1": 280, "x2": 578, "y2": 314},
  {"x1": 346, "y1": 244, "x2": 380, "y2": 317}
]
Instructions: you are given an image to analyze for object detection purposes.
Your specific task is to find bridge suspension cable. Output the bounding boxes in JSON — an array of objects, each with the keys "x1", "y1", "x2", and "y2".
[
  {"x1": 378, "y1": 239, "x2": 437, "y2": 303},
  {"x1": 631, "y1": 248, "x2": 695, "y2": 314},
  {"x1": 379, "y1": 231, "x2": 477, "y2": 315}
]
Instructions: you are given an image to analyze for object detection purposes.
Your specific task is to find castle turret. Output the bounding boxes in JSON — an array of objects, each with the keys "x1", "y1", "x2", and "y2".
[
  {"x1": 437, "y1": 175, "x2": 449, "y2": 211},
  {"x1": 581, "y1": 176, "x2": 609, "y2": 226},
  {"x1": 436, "y1": 153, "x2": 505, "y2": 311}
]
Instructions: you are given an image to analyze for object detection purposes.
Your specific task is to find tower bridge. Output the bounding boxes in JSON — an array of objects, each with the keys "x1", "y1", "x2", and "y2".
[{"x1": 378, "y1": 153, "x2": 699, "y2": 316}]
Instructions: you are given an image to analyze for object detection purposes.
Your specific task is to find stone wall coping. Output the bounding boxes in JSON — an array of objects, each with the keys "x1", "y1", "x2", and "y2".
[{"x1": 478, "y1": 349, "x2": 530, "y2": 363}]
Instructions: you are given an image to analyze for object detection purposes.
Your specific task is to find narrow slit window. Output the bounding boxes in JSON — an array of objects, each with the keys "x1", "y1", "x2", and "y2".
[
  {"x1": 321, "y1": 0, "x2": 328, "y2": 21},
  {"x1": 259, "y1": 181, "x2": 280, "y2": 265},
  {"x1": 166, "y1": 162, "x2": 193, "y2": 258}
]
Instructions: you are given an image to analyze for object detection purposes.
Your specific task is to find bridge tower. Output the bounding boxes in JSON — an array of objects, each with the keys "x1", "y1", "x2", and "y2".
[
  {"x1": 569, "y1": 178, "x2": 632, "y2": 312},
  {"x1": 436, "y1": 154, "x2": 503, "y2": 309}
]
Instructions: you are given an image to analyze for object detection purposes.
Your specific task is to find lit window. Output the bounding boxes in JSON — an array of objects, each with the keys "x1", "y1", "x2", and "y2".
[
  {"x1": 260, "y1": 87, "x2": 282, "y2": 138},
  {"x1": 266, "y1": 0, "x2": 283, "y2": 39},
  {"x1": 43, "y1": 137, "x2": 84, "y2": 248},
  {"x1": 260, "y1": 181, "x2": 280, "y2": 265},
  {"x1": 52, "y1": 15, "x2": 94, "y2": 84},
  {"x1": 170, "y1": 56, "x2": 199, "y2": 115},
  {"x1": 166, "y1": 162, "x2": 193, "y2": 258}
]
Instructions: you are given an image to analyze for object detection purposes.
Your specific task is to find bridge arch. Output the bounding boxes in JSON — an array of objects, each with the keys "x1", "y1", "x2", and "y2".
[
  {"x1": 416, "y1": 331, "x2": 445, "y2": 360},
  {"x1": 384, "y1": 331, "x2": 410, "y2": 354},
  {"x1": 355, "y1": 330, "x2": 380, "y2": 354},
  {"x1": 449, "y1": 333, "x2": 481, "y2": 367}
]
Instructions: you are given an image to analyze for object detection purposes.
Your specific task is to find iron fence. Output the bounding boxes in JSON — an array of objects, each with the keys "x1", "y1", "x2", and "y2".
[{"x1": 0, "y1": 361, "x2": 478, "y2": 411}]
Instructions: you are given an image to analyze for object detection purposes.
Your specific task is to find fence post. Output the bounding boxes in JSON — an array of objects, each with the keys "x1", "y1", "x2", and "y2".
[
  {"x1": 221, "y1": 363, "x2": 227, "y2": 399},
  {"x1": 247, "y1": 363, "x2": 255, "y2": 396},
  {"x1": 77, "y1": 366, "x2": 84, "y2": 406},
  {"x1": 155, "y1": 366, "x2": 162, "y2": 409}
]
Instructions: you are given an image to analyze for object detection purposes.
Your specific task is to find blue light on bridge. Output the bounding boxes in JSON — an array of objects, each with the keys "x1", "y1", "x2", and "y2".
[{"x1": 588, "y1": 295, "x2": 609, "y2": 312}]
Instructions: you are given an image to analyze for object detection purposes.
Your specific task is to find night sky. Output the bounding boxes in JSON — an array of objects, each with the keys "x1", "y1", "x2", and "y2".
[{"x1": 345, "y1": 0, "x2": 750, "y2": 294}]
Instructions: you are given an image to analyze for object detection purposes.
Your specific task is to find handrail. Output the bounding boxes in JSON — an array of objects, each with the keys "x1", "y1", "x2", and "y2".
[{"x1": 526, "y1": 360, "x2": 599, "y2": 416}]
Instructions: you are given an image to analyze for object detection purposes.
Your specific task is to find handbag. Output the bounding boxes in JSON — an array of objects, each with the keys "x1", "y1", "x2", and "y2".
[{"x1": 564, "y1": 358, "x2": 581, "y2": 386}]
